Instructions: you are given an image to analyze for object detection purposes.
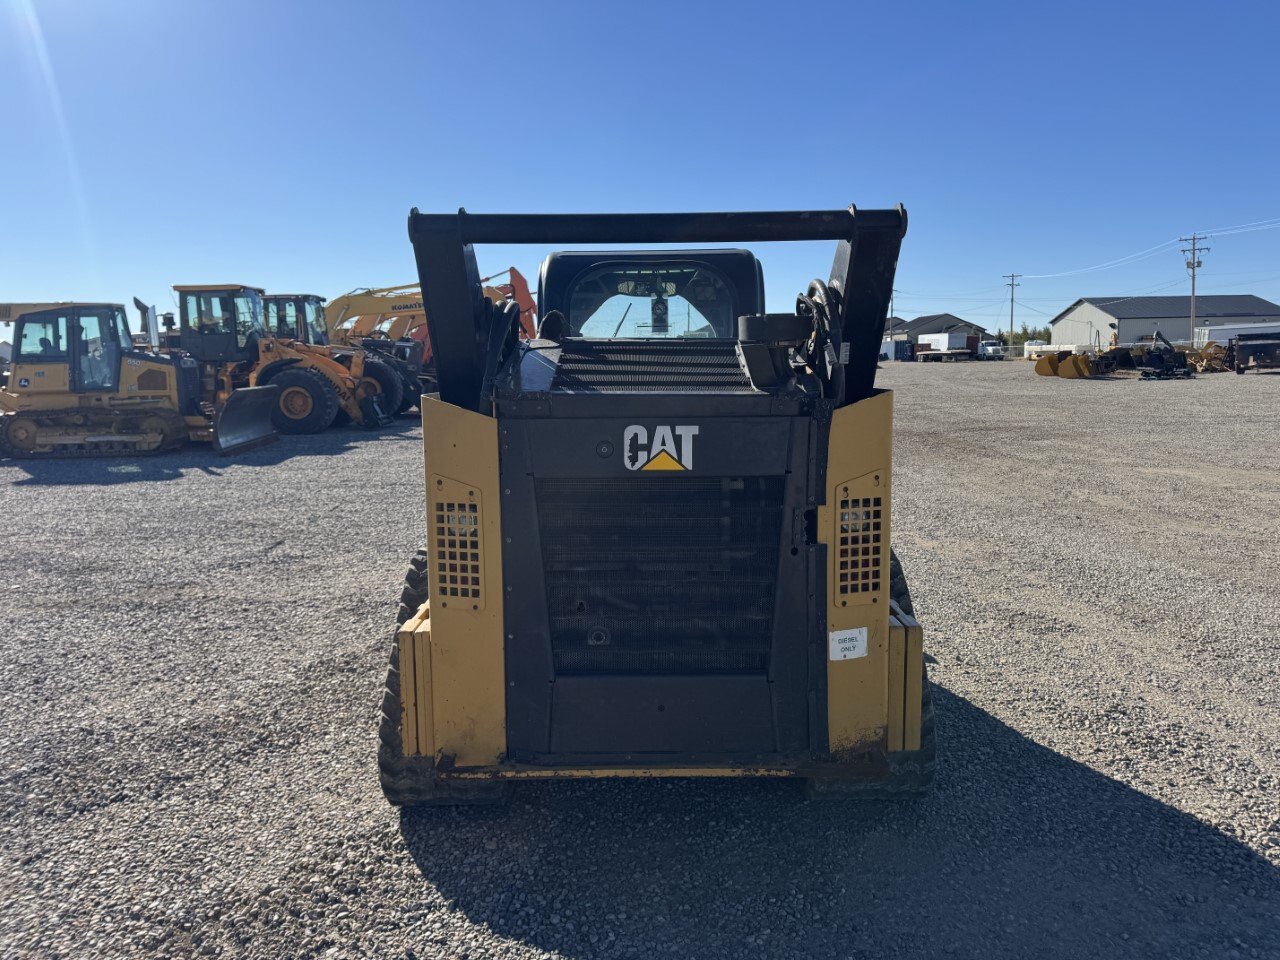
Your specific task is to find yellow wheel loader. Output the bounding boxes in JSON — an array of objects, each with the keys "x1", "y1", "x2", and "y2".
[
  {"x1": 0, "y1": 302, "x2": 277, "y2": 458},
  {"x1": 170, "y1": 285, "x2": 392, "y2": 434},
  {"x1": 378, "y1": 206, "x2": 933, "y2": 806},
  {"x1": 263, "y1": 293, "x2": 416, "y2": 415}
]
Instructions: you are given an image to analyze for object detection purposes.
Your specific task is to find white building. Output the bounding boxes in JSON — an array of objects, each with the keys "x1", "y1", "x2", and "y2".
[{"x1": 1050, "y1": 295, "x2": 1280, "y2": 346}]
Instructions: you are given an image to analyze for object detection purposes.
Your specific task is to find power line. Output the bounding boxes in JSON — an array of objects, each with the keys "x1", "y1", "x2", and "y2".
[
  {"x1": 1197, "y1": 215, "x2": 1280, "y2": 238},
  {"x1": 1022, "y1": 239, "x2": 1180, "y2": 280}
]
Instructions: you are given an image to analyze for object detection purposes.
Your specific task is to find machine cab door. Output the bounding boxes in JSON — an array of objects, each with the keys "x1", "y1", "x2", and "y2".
[
  {"x1": 266, "y1": 297, "x2": 300, "y2": 341},
  {"x1": 69, "y1": 306, "x2": 127, "y2": 393},
  {"x1": 10, "y1": 308, "x2": 74, "y2": 397},
  {"x1": 303, "y1": 298, "x2": 329, "y2": 346}
]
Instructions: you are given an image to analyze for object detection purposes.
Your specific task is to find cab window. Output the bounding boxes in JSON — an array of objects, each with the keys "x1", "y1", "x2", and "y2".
[
  {"x1": 16, "y1": 311, "x2": 70, "y2": 361},
  {"x1": 112, "y1": 306, "x2": 133, "y2": 351},
  {"x1": 568, "y1": 262, "x2": 736, "y2": 339},
  {"x1": 76, "y1": 308, "x2": 122, "y2": 390},
  {"x1": 266, "y1": 299, "x2": 300, "y2": 340},
  {"x1": 304, "y1": 300, "x2": 328, "y2": 345},
  {"x1": 184, "y1": 293, "x2": 262, "y2": 349}
]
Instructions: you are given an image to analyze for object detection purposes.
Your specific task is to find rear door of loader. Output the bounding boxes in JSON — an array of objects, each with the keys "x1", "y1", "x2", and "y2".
[{"x1": 499, "y1": 406, "x2": 815, "y2": 765}]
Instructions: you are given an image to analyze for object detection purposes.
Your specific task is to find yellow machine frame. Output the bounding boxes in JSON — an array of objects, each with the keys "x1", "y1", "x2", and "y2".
[{"x1": 396, "y1": 391, "x2": 923, "y2": 780}]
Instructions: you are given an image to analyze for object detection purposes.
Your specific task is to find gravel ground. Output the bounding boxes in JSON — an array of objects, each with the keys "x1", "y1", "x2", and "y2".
[{"x1": 2, "y1": 362, "x2": 1278, "y2": 959}]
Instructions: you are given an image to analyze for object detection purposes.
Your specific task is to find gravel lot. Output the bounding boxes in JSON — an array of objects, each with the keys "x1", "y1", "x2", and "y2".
[{"x1": 2, "y1": 361, "x2": 1278, "y2": 959}]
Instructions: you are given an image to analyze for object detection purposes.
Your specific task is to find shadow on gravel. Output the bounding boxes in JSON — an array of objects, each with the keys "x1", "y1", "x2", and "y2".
[
  {"x1": 1, "y1": 418, "x2": 418, "y2": 486},
  {"x1": 400, "y1": 688, "x2": 1280, "y2": 960}
]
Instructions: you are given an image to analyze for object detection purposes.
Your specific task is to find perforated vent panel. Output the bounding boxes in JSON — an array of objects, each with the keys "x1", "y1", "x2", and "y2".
[
  {"x1": 429, "y1": 477, "x2": 485, "y2": 609},
  {"x1": 837, "y1": 488, "x2": 883, "y2": 600}
]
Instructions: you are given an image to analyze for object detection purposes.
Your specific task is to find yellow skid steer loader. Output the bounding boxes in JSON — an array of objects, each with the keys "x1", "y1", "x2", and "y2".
[{"x1": 378, "y1": 206, "x2": 933, "y2": 806}]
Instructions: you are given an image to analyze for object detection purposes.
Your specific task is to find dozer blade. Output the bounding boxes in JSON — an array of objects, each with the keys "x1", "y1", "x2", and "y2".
[
  {"x1": 212, "y1": 385, "x2": 280, "y2": 454},
  {"x1": 1034, "y1": 354, "x2": 1060, "y2": 376}
]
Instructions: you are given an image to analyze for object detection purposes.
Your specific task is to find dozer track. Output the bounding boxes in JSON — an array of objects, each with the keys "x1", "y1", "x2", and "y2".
[
  {"x1": 377, "y1": 550, "x2": 511, "y2": 807},
  {"x1": 0, "y1": 407, "x2": 187, "y2": 459}
]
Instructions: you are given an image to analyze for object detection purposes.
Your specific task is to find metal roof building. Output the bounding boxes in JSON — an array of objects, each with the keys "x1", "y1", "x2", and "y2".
[
  {"x1": 1049, "y1": 295, "x2": 1280, "y2": 346},
  {"x1": 886, "y1": 313, "x2": 990, "y2": 340}
]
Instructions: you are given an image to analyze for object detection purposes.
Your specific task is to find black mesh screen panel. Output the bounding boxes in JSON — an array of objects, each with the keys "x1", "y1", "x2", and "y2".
[{"x1": 535, "y1": 477, "x2": 783, "y2": 675}]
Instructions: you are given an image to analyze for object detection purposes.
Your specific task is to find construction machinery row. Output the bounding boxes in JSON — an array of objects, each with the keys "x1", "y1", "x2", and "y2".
[{"x1": 0, "y1": 274, "x2": 537, "y2": 458}]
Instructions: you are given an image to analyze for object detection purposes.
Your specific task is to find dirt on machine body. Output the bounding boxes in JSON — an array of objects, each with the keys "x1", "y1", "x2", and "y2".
[
  {"x1": 378, "y1": 206, "x2": 933, "y2": 806},
  {"x1": 0, "y1": 300, "x2": 277, "y2": 458}
]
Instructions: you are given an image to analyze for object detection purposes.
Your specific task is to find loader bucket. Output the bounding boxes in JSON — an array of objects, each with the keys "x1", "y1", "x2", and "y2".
[
  {"x1": 1057, "y1": 355, "x2": 1092, "y2": 378},
  {"x1": 1034, "y1": 354, "x2": 1060, "y2": 376},
  {"x1": 212, "y1": 385, "x2": 280, "y2": 454}
]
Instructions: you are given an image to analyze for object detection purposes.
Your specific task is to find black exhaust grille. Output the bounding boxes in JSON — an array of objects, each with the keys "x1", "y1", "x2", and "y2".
[
  {"x1": 552, "y1": 341, "x2": 755, "y2": 394},
  {"x1": 536, "y1": 477, "x2": 784, "y2": 675}
]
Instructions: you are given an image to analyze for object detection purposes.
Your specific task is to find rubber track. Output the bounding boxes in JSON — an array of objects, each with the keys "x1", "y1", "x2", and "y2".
[
  {"x1": 377, "y1": 550, "x2": 509, "y2": 806},
  {"x1": 377, "y1": 549, "x2": 936, "y2": 804},
  {"x1": 805, "y1": 549, "x2": 937, "y2": 799}
]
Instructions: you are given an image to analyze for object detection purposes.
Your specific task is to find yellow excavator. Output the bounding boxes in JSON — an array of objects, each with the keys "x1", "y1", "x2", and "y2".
[
  {"x1": 167, "y1": 285, "x2": 392, "y2": 434},
  {"x1": 0, "y1": 301, "x2": 277, "y2": 457},
  {"x1": 325, "y1": 268, "x2": 537, "y2": 393}
]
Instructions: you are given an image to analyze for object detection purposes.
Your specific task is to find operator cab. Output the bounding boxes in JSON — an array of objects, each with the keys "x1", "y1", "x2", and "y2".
[
  {"x1": 502, "y1": 249, "x2": 815, "y2": 403},
  {"x1": 538, "y1": 250, "x2": 763, "y2": 340},
  {"x1": 263, "y1": 293, "x2": 329, "y2": 346},
  {"x1": 9, "y1": 304, "x2": 134, "y2": 395},
  {"x1": 174, "y1": 284, "x2": 267, "y2": 364}
]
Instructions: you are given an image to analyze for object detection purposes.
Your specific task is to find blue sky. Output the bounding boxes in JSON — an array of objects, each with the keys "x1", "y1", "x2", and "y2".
[{"x1": 3, "y1": 0, "x2": 1280, "y2": 336}]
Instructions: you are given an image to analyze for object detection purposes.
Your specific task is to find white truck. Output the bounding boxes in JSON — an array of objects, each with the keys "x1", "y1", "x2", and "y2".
[
  {"x1": 977, "y1": 340, "x2": 1007, "y2": 360},
  {"x1": 916, "y1": 331, "x2": 978, "y2": 361}
]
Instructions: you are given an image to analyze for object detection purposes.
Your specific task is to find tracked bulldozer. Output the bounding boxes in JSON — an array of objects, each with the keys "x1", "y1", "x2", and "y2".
[
  {"x1": 169, "y1": 285, "x2": 391, "y2": 434},
  {"x1": 378, "y1": 206, "x2": 934, "y2": 806},
  {"x1": 0, "y1": 301, "x2": 277, "y2": 457}
]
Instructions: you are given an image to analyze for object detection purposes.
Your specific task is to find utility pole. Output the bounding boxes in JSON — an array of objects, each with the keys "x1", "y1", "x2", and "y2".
[
  {"x1": 1179, "y1": 234, "x2": 1209, "y2": 344},
  {"x1": 1004, "y1": 273, "x2": 1021, "y2": 350}
]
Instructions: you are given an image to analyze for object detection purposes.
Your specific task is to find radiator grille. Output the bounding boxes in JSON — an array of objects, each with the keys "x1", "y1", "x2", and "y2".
[
  {"x1": 536, "y1": 477, "x2": 783, "y2": 674},
  {"x1": 837, "y1": 493, "x2": 883, "y2": 598},
  {"x1": 552, "y1": 341, "x2": 755, "y2": 394}
]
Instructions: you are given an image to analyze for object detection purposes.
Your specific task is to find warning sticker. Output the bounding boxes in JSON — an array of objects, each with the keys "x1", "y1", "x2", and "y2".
[{"x1": 829, "y1": 627, "x2": 868, "y2": 661}]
